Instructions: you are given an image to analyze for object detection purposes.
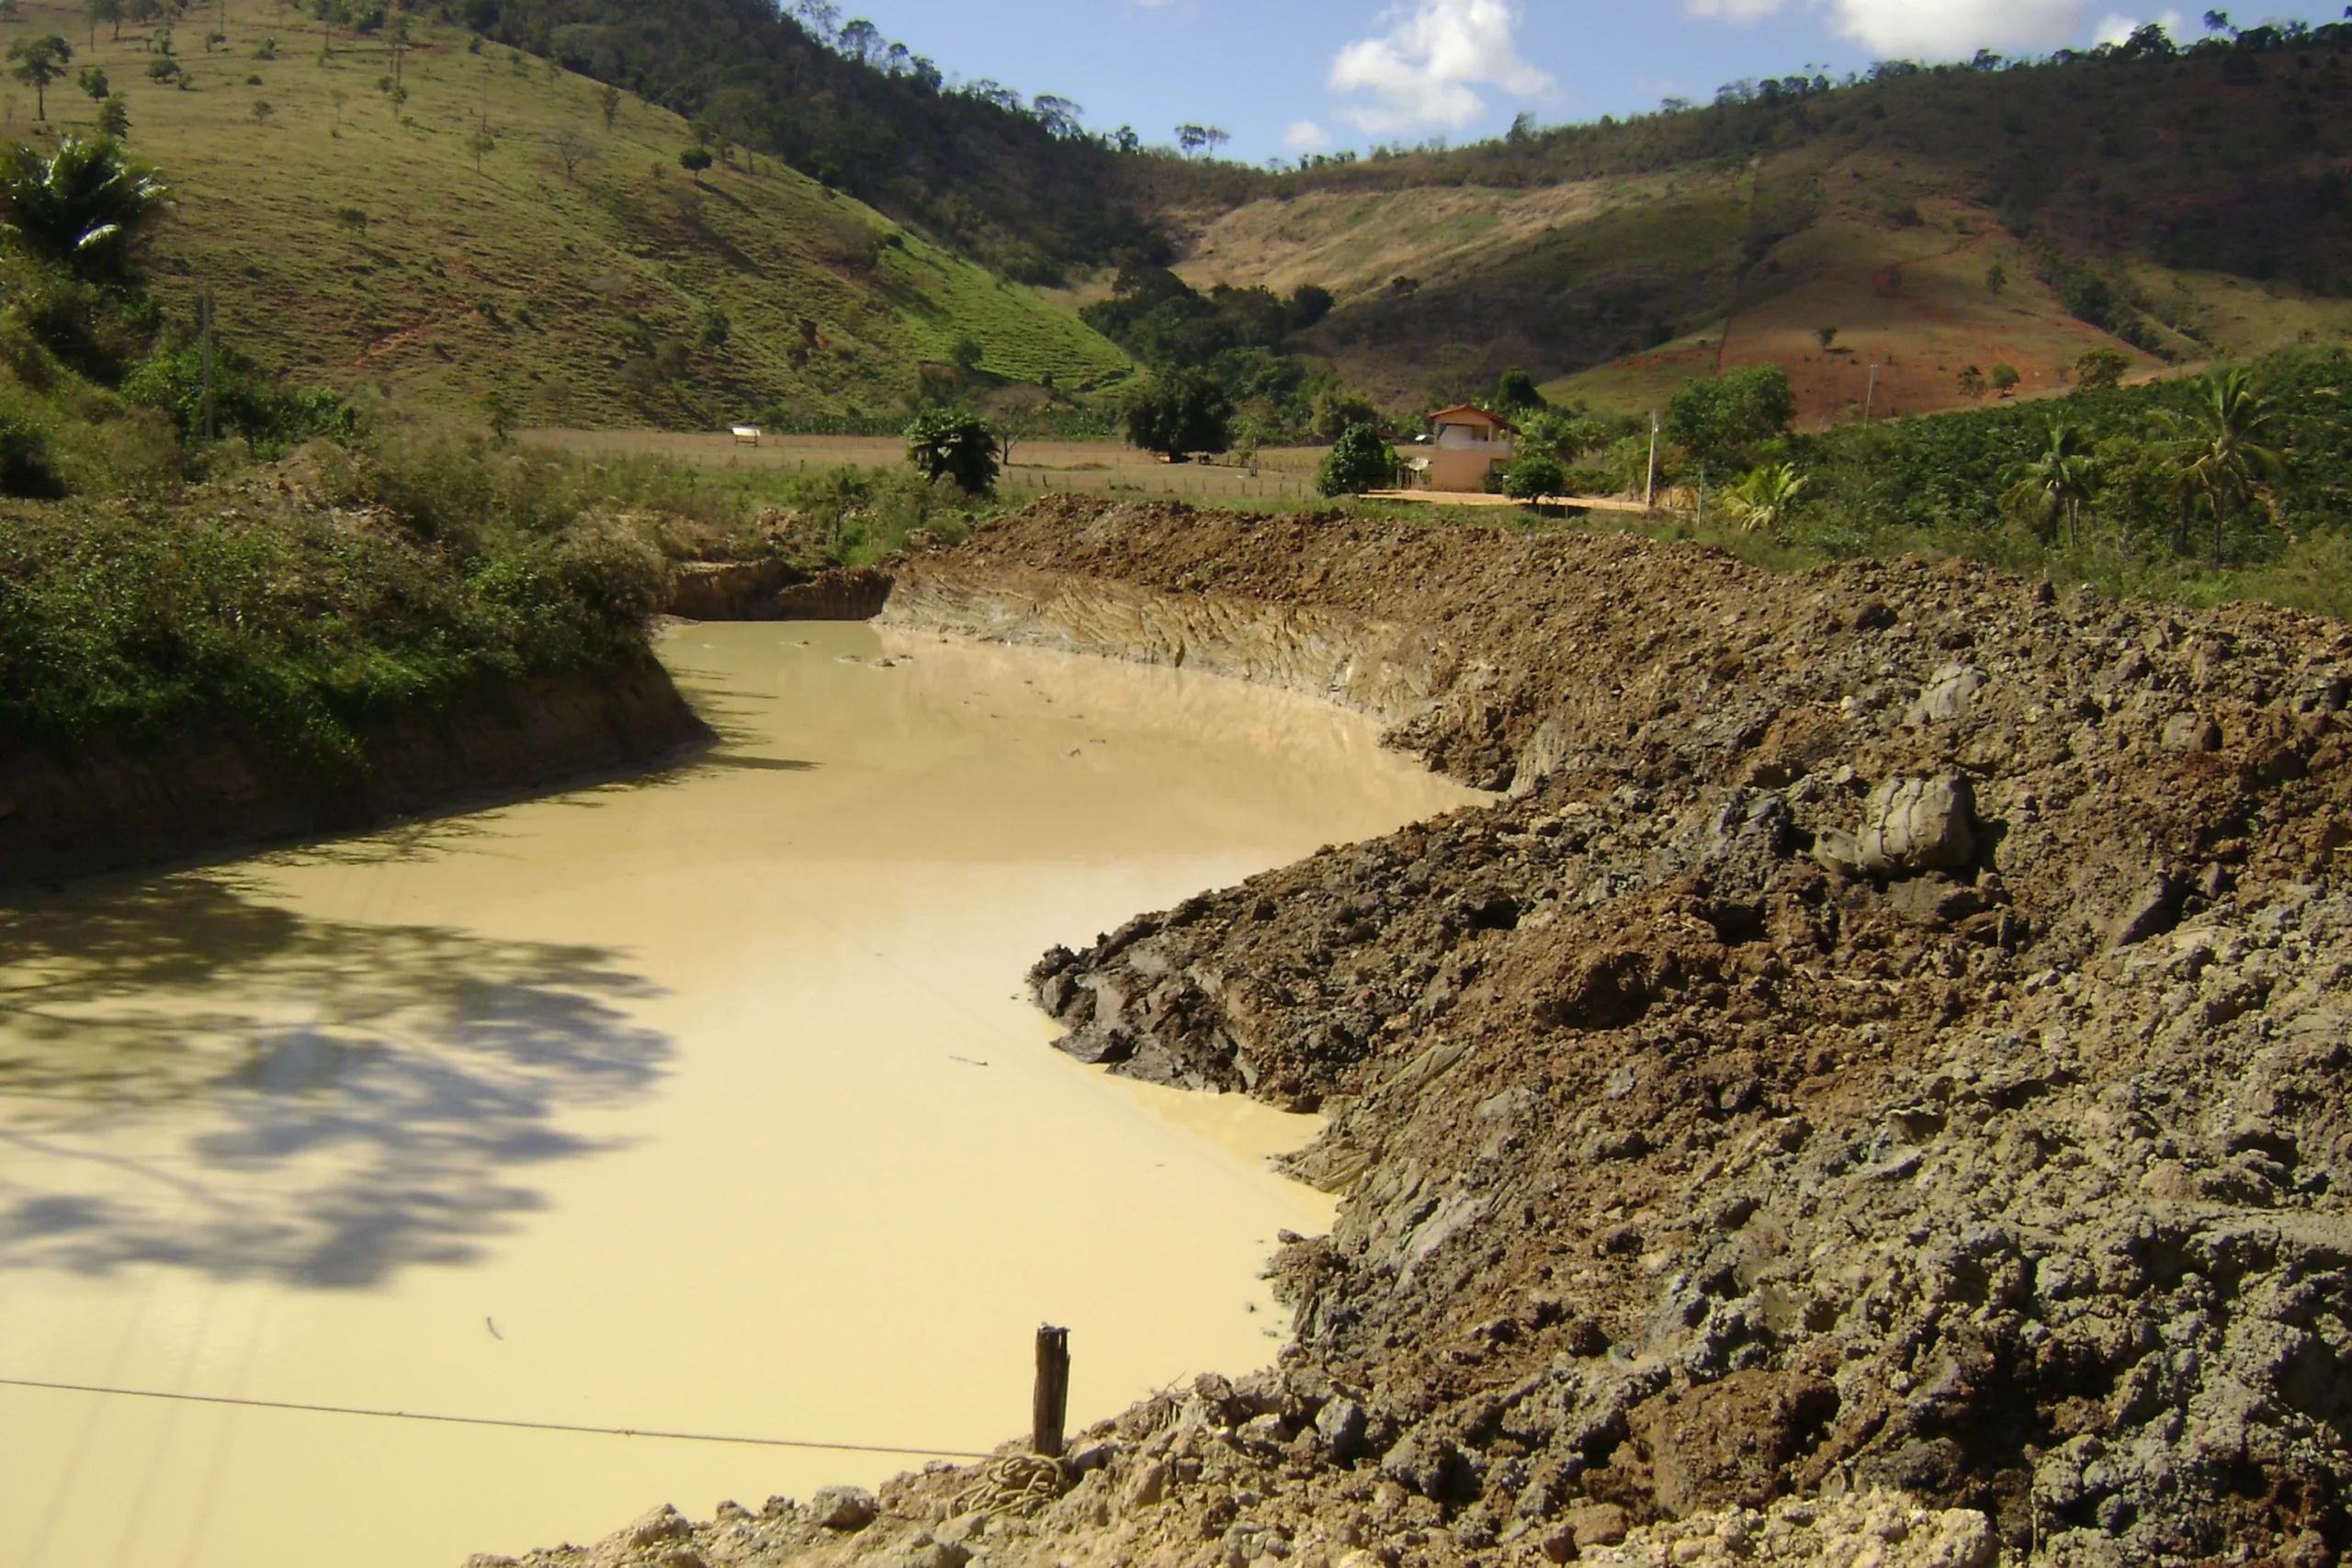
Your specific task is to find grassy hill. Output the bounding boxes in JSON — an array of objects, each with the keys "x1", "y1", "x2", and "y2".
[
  {"x1": 1170, "y1": 35, "x2": 2352, "y2": 422},
  {"x1": 9, "y1": 0, "x2": 1128, "y2": 428}
]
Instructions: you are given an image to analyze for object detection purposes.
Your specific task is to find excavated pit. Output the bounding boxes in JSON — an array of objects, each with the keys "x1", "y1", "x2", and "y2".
[{"x1": 502, "y1": 498, "x2": 2352, "y2": 1568}]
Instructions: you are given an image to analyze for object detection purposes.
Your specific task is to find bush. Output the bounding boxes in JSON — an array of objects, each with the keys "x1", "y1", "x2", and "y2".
[
  {"x1": 903, "y1": 405, "x2": 999, "y2": 495},
  {"x1": 1501, "y1": 455, "x2": 1565, "y2": 502},
  {"x1": 0, "y1": 405, "x2": 60, "y2": 496},
  {"x1": 1123, "y1": 367, "x2": 1231, "y2": 457},
  {"x1": 1664, "y1": 366, "x2": 1794, "y2": 470},
  {"x1": 121, "y1": 342, "x2": 352, "y2": 455},
  {"x1": 2075, "y1": 348, "x2": 2129, "y2": 391},
  {"x1": 1315, "y1": 423, "x2": 1397, "y2": 496}
]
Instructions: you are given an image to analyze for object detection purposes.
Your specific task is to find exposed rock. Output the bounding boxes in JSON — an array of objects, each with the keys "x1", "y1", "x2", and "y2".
[
  {"x1": 809, "y1": 1487, "x2": 878, "y2": 1531},
  {"x1": 2162, "y1": 711, "x2": 2223, "y2": 751},
  {"x1": 1854, "y1": 773, "x2": 1977, "y2": 875},
  {"x1": 1907, "y1": 663, "x2": 1985, "y2": 725}
]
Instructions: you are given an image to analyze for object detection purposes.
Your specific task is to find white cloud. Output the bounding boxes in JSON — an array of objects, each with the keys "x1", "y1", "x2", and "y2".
[
  {"x1": 1283, "y1": 118, "x2": 1334, "y2": 150},
  {"x1": 1820, "y1": 0, "x2": 2094, "y2": 54},
  {"x1": 1327, "y1": 0, "x2": 1555, "y2": 135},
  {"x1": 2093, "y1": 6, "x2": 2182, "y2": 43},
  {"x1": 1682, "y1": 0, "x2": 2173, "y2": 57},
  {"x1": 1684, "y1": 0, "x2": 1789, "y2": 23}
]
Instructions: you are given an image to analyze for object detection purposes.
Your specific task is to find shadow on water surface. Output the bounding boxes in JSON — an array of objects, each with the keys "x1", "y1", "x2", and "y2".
[{"x1": 0, "y1": 874, "x2": 670, "y2": 1286}]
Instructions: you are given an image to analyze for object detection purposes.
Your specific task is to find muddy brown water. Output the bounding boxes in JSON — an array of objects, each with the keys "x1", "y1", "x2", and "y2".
[{"x1": 0, "y1": 623, "x2": 1478, "y2": 1568}]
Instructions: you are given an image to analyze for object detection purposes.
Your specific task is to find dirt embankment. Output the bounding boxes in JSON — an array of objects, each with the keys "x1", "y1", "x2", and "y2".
[
  {"x1": 503, "y1": 499, "x2": 2352, "y2": 1568},
  {"x1": 0, "y1": 653, "x2": 707, "y2": 890}
]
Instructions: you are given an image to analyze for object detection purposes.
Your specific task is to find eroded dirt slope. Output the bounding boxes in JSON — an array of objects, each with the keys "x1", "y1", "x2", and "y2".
[{"x1": 499, "y1": 500, "x2": 2352, "y2": 1568}]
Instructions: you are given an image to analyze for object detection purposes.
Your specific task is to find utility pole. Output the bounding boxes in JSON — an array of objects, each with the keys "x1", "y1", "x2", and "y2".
[
  {"x1": 1644, "y1": 410, "x2": 1659, "y2": 514},
  {"x1": 1864, "y1": 362, "x2": 1880, "y2": 424},
  {"x1": 198, "y1": 288, "x2": 215, "y2": 446}
]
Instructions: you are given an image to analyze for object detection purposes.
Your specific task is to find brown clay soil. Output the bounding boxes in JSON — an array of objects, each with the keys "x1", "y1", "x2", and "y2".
[{"x1": 494, "y1": 499, "x2": 2352, "y2": 1568}]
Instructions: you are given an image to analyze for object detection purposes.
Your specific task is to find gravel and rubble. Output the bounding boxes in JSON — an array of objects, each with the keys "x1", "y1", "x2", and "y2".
[{"x1": 501, "y1": 500, "x2": 2352, "y2": 1568}]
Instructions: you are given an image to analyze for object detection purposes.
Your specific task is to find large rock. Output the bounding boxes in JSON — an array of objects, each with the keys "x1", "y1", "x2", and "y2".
[
  {"x1": 1821, "y1": 773, "x2": 1979, "y2": 877},
  {"x1": 809, "y1": 1486, "x2": 878, "y2": 1531},
  {"x1": 1907, "y1": 663, "x2": 1986, "y2": 725}
]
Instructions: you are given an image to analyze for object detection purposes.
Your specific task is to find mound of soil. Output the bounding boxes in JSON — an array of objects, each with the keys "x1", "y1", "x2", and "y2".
[{"x1": 503, "y1": 499, "x2": 2352, "y2": 1568}]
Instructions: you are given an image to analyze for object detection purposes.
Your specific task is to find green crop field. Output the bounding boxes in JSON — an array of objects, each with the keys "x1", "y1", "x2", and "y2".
[{"x1": 2, "y1": 0, "x2": 1128, "y2": 427}]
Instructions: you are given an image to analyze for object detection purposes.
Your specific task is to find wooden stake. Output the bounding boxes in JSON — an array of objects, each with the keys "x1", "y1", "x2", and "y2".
[
  {"x1": 1644, "y1": 411, "x2": 1658, "y2": 515},
  {"x1": 1032, "y1": 1324, "x2": 1069, "y2": 1458}
]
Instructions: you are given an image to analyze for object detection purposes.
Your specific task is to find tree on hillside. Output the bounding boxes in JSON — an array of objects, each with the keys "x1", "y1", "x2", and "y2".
[
  {"x1": 1956, "y1": 364, "x2": 1986, "y2": 399},
  {"x1": 904, "y1": 406, "x2": 998, "y2": 495},
  {"x1": 2156, "y1": 367, "x2": 2285, "y2": 565},
  {"x1": 0, "y1": 134, "x2": 167, "y2": 279},
  {"x1": 8, "y1": 36, "x2": 71, "y2": 121},
  {"x1": 76, "y1": 65, "x2": 107, "y2": 104},
  {"x1": 81, "y1": 0, "x2": 119, "y2": 47},
  {"x1": 1174, "y1": 122, "x2": 1227, "y2": 156},
  {"x1": 96, "y1": 92, "x2": 127, "y2": 137},
  {"x1": 598, "y1": 80, "x2": 621, "y2": 130},
  {"x1": 1316, "y1": 423, "x2": 1397, "y2": 496},
  {"x1": 2075, "y1": 347, "x2": 2128, "y2": 390},
  {"x1": 1123, "y1": 367, "x2": 1231, "y2": 457},
  {"x1": 1985, "y1": 262, "x2": 2007, "y2": 297},
  {"x1": 467, "y1": 123, "x2": 497, "y2": 172},
  {"x1": 1815, "y1": 325, "x2": 1838, "y2": 349},
  {"x1": 1663, "y1": 365, "x2": 1794, "y2": 471},
  {"x1": 2001, "y1": 420, "x2": 2099, "y2": 548},
  {"x1": 679, "y1": 145, "x2": 712, "y2": 184},
  {"x1": 548, "y1": 124, "x2": 597, "y2": 180},
  {"x1": 1287, "y1": 283, "x2": 1332, "y2": 329},
  {"x1": 250, "y1": 98, "x2": 273, "y2": 128},
  {"x1": 1990, "y1": 363, "x2": 2020, "y2": 395},
  {"x1": 1493, "y1": 365, "x2": 1546, "y2": 412}
]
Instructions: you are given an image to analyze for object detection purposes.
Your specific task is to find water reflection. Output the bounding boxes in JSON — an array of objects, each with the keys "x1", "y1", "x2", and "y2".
[{"x1": 0, "y1": 874, "x2": 668, "y2": 1285}]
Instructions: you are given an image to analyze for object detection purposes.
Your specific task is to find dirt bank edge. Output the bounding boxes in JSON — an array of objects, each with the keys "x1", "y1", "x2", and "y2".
[{"x1": 0, "y1": 650, "x2": 710, "y2": 891}]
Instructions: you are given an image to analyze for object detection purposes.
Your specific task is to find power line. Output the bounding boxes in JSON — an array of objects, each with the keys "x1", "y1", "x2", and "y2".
[{"x1": 0, "y1": 1376, "x2": 993, "y2": 1461}]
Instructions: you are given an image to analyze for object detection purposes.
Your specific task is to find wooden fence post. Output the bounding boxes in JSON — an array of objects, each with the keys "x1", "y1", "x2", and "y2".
[{"x1": 1032, "y1": 1324, "x2": 1069, "y2": 1458}]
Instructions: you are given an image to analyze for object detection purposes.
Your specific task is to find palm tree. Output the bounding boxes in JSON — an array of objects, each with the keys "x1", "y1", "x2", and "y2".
[
  {"x1": 2154, "y1": 367, "x2": 2285, "y2": 566},
  {"x1": 0, "y1": 135, "x2": 170, "y2": 281},
  {"x1": 2001, "y1": 420, "x2": 2099, "y2": 549},
  {"x1": 1722, "y1": 461, "x2": 1809, "y2": 532}
]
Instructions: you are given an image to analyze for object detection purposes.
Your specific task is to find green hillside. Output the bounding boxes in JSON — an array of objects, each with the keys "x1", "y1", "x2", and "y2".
[
  {"x1": 1173, "y1": 31, "x2": 2352, "y2": 419},
  {"x1": 9, "y1": 0, "x2": 1127, "y2": 428}
]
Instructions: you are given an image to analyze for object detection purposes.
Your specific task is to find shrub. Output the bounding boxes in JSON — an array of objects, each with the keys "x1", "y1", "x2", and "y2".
[
  {"x1": 1501, "y1": 455, "x2": 1565, "y2": 502},
  {"x1": 903, "y1": 405, "x2": 999, "y2": 495},
  {"x1": 0, "y1": 404, "x2": 60, "y2": 495},
  {"x1": 1315, "y1": 423, "x2": 1397, "y2": 496},
  {"x1": 2075, "y1": 347, "x2": 2129, "y2": 390}
]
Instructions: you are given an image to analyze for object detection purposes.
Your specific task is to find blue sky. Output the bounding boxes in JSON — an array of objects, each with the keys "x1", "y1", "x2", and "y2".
[{"x1": 812, "y1": 0, "x2": 2347, "y2": 164}]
